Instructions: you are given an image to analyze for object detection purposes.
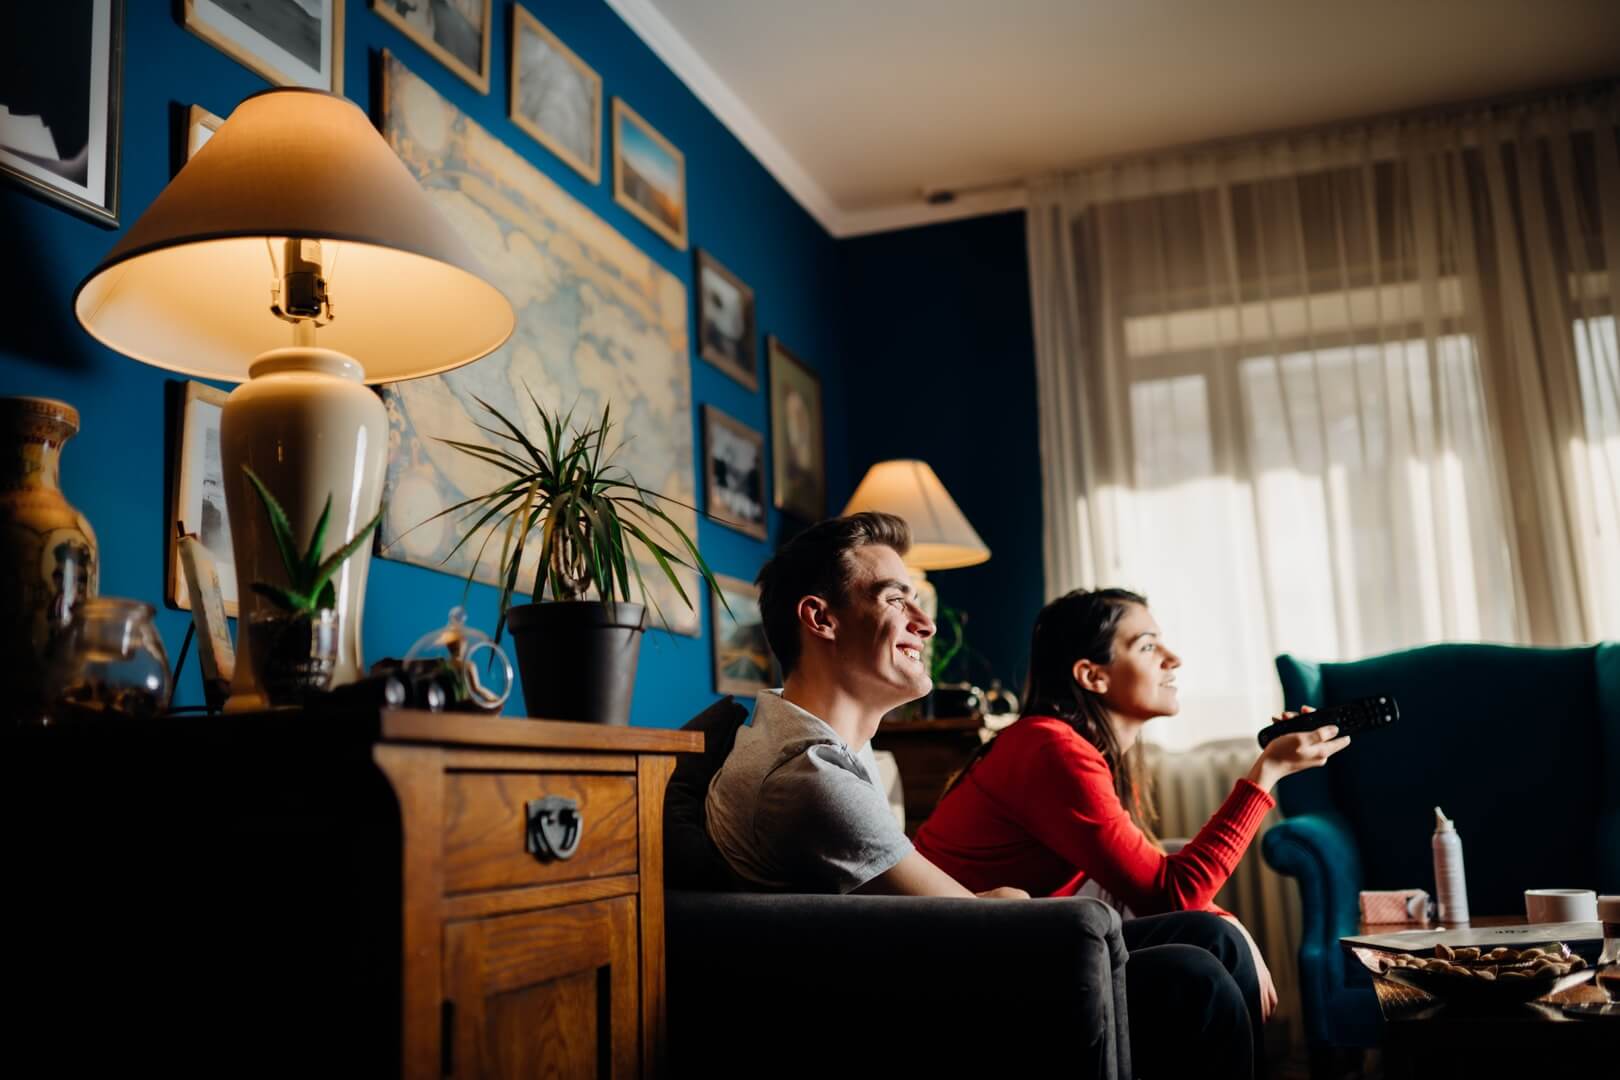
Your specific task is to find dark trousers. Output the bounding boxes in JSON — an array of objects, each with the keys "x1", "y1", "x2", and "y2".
[{"x1": 1123, "y1": 910, "x2": 1261, "y2": 1079}]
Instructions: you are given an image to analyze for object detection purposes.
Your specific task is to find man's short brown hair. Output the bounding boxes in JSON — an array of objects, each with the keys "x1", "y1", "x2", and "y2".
[{"x1": 755, "y1": 512, "x2": 912, "y2": 677}]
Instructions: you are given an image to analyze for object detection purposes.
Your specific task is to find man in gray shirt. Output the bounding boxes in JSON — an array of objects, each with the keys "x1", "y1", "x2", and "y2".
[
  {"x1": 706, "y1": 511, "x2": 1023, "y2": 897},
  {"x1": 703, "y1": 511, "x2": 1263, "y2": 1078}
]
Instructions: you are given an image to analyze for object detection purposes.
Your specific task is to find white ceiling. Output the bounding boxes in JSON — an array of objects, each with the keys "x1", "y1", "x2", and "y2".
[{"x1": 607, "y1": 0, "x2": 1620, "y2": 236}]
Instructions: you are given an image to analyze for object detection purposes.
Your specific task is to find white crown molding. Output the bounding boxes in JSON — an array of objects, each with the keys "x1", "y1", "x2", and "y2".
[
  {"x1": 601, "y1": 0, "x2": 842, "y2": 232},
  {"x1": 602, "y1": 0, "x2": 1026, "y2": 238}
]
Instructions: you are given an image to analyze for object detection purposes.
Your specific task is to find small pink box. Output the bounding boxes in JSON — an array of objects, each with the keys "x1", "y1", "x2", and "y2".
[{"x1": 1359, "y1": 889, "x2": 1429, "y2": 924}]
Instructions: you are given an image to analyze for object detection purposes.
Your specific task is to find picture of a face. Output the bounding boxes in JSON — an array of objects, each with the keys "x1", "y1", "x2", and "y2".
[{"x1": 769, "y1": 338, "x2": 824, "y2": 520}]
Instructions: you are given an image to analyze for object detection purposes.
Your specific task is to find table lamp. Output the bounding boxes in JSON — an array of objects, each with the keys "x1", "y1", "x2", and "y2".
[
  {"x1": 841, "y1": 459, "x2": 990, "y2": 624},
  {"x1": 74, "y1": 88, "x2": 515, "y2": 710}
]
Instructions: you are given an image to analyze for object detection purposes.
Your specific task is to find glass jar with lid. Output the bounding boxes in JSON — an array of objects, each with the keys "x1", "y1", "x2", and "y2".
[{"x1": 44, "y1": 597, "x2": 171, "y2": 721}]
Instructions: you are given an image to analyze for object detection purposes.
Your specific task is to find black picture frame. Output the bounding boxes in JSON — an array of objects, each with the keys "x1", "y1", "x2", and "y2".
[
  {"x1": 0, "y1": 0, "x2": 123, "y2": 227},
  {"x1": 695, "y1": 250, "x2": 759, "y2": 391}
]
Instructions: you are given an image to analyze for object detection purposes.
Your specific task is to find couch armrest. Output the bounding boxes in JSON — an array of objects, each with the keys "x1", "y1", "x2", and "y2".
[
  {"x1": 666, "y1": 891, "x2": 1130, "y2": 1079},
  {"x1": 1261, "y1": 813, "x2": 1364, "y2": 1046}
]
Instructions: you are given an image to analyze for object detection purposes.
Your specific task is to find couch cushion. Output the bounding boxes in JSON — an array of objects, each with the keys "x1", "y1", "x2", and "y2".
[{"x1": 664, "y1": 695, "x2": 749, "y2": 890}]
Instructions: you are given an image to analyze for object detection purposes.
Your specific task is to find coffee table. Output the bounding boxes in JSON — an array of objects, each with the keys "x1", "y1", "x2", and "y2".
[{"x1": 1347, "y1": 916, "x2": 1617, "y2": 1075}]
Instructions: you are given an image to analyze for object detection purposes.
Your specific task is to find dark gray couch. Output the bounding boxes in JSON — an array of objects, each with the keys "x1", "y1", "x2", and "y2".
[{"x1": 663, "y1": 697, "x2": 1133, "y2": 1078}]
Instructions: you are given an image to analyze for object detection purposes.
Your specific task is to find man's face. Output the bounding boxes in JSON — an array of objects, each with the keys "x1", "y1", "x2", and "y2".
[{"x1": 827, "y1": 544, "x2": 936, "y2": 708}]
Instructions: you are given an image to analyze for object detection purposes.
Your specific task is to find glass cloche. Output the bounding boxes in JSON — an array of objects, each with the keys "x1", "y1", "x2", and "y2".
[{"x1": 402, "y1": 606, "x2": 513, "y2": 712}]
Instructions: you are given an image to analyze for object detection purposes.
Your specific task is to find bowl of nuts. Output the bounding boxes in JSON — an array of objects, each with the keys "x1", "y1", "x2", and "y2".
[{"x1": 1352, "y1": 942, "x2": 1594, "y2": 1009}]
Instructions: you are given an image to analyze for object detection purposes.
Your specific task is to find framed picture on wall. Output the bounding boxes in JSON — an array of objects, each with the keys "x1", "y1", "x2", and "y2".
[
  {"x1": 0, "y1": 0, "x2": 123, "y2": 226},
  {"x1": 510, "y1": 5, "x2": 601, "y2": 183},
  {"x1": 186, "y1": 105, "x2": 224, "y2": 159},
  {"x1": 769, "y1": 337, "x2": 826, "y2": 521},
  {"x1": 696, "y1": 250, "x2": 758, "y2": 390},
  {"x1": 703, "y1": 406, "x2": 767, "y2": 541},
  {"x1": 182, "y1": 0, "x2": 344, "y2": 92},
  {"x1": 612, "y1": 99, "x2": 687, "y2": 249},
  {"x1": 174, "y1": 105, "x2": 226, "y2": 175},
  {"x1": 372, "y1": 0, "x2": 491, "y2": 94},
  {"x1": 167, "y1": 381, "x2": 239, "y2": 617},
  {"x1": 712, "y1": 574, "x2": 775, "y2": 698}
]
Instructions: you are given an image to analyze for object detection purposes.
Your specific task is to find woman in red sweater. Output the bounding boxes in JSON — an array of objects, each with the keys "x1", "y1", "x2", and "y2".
[{"x1": 915, "y1": 588, "x2": 1349, "y2": 1020}]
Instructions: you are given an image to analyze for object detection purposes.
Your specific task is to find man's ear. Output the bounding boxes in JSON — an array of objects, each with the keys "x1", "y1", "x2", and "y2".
[
  {"x1": 1072, "y1": 657, "x2": 1107, "y2": 695},
  {"x1": 798, "y1": 595, "x2": 837, "y2": 643}
]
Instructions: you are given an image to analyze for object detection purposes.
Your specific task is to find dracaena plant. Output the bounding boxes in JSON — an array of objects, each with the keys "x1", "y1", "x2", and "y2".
[
  {"x1": 244, "y1": 465, "x2": 384, "y2": 617},
  {"x1": 423, "y1": 389, "x2": 724, "y2": 642}
]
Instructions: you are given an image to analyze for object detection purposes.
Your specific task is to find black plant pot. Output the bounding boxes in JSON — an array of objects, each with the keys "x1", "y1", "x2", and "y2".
[{"x1": 507, "y1": 601, "x2": 645, "y2": 724}]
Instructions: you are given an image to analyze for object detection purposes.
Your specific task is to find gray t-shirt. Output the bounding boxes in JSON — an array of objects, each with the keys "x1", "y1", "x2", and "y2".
[{"x1": 705, "y1": 690, "x2": 913, "y2": 893}]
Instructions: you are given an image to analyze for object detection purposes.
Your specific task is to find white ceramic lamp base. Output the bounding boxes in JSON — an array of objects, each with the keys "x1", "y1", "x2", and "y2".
[{"x1": 220, "y1": 348, "x2": 386, "y2": 712}]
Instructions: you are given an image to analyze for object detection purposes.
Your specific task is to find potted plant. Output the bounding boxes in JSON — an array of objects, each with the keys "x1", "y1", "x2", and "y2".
[
  {"x1": 927, "y1": 605, "x2": 984, "y2": 718},
  {"x1": 426, "y1": 392, "x2": 724, "y2": 725},
  {"x1": 243, "y1": 466, "x2": 383, "y2": 704}
]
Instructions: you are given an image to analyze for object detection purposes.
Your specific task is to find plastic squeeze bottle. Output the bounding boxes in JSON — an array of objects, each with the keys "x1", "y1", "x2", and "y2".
[{"x1": 1431, "y1": 807, "x2": 1470, "y2": 924}]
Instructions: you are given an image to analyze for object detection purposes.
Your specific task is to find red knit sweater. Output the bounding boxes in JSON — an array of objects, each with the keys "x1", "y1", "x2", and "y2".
[{"x1": 914, "y1": 715, "x2": 1274, "y2": 912}]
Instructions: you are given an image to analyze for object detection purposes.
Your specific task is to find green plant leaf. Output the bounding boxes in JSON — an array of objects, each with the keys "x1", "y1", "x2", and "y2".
[
  {"x1": 302, "y1": 494, "x2": 333, "y2": 584},
  {"x1": 473, "y1": 392, "x2": 545, "y2": 466},
  {"x1": 307, "y1": 507, "x2": 384, "y2": 607},
  {"x1": 243, "y1": 466, "x2": 303, "y2": 585},
  {"x1": 250, "y1": 581, "x2": 303, "y2": 612}
]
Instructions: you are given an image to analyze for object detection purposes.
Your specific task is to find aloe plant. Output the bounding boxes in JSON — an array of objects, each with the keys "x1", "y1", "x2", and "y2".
[
  {"x1": 418, "y1": 390, "x2": 725, "y2": 643},
  {"x1": 243, "y1": 465, "x2": 384, "y2": 616}
]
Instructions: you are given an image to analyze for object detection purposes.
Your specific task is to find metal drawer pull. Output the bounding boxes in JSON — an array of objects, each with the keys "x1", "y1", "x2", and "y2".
[{"x1": 525, "y1": 795, "x2": 583, "y2": 861}]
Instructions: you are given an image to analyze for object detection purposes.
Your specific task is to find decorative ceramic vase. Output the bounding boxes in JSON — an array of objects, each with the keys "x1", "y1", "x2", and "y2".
[
  {"x1": 0, "y1": 397, "x2": 98, "y2": 724},
  {"x1": 222, "y1": 349, "x2": 386, "y2": 711},
  {"x1": 45, "y1": 598, "x2": 171, "y2": 721}
]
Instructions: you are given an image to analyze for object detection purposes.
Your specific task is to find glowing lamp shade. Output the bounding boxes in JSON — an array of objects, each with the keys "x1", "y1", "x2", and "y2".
[
  {"x1": 841, "y1": 460, "x2": 990, "y2": 571},
  {"x1": 74, "y1": 88, "x2": 512, "y2": 379},
  {"x1": 73, "y1": 88, "x2": 515, "y2": 710}
]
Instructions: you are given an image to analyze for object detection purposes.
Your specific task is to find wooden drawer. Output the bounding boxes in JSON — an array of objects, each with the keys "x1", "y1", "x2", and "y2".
[{"x1": 444, "y1": 771, "x2": 639, "y2": 895}]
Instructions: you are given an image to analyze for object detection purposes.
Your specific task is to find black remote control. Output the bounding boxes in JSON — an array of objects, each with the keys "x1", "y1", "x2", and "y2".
[{"x1": 1256, "y1": 694, "x2": 1398, "y2": 749}]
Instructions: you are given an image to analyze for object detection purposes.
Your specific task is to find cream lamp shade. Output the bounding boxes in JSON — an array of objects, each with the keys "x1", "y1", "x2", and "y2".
[
  {"x1": 842, "y1": 460, "x2": 990, "y2": 570},
  {"x1": 73, "y1": 88, "x2": 514, "y2": 381},
  {"x1": 71, "y1": 88, "x2": 515, "y2": 710}
]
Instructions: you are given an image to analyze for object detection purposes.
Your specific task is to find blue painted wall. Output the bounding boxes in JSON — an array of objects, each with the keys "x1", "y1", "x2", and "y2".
[
  {"x1": 1, "y1": 1, "x2": 851, "y2": 727},
  {"x1": 838, "y1": 212, "x2": 1045, "y2": 694}
]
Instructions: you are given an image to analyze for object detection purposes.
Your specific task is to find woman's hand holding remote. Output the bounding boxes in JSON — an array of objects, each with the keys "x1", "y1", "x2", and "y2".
[{"x1": 1245, "y1": 706, "x2": 1352, "y2": 792}]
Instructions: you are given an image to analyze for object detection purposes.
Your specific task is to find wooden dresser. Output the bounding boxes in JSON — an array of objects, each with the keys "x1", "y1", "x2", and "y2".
[{"x1": 4, "y1": 709, "x2": 701, "y2": 1078}]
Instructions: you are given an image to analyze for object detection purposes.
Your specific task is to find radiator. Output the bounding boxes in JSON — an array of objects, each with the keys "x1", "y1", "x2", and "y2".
[{"x1": 1145, "y1": 737, "x2": 1305, "y2": 1052}]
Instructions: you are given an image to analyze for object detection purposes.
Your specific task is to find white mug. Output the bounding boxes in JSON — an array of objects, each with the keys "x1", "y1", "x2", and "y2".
[{"x1": 1524, "y1": 888, "x2": 1600, "y2": 923}]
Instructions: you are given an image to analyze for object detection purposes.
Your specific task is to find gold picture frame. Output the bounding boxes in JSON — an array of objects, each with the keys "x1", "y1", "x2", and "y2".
[
  {"x1": 372, "y1": 0, "x2": 491, "y2": 94},
  {"x1": 509, "y1": 5, "x2": 601, "y2": 183},
  {"x1": 612, "y1": 99, "x2": 687, "y2": 250},
  {"x1": 167, "y1": 381, "x2": 238, "y2": 617},
  {"x1": 182, "y1": 0, "x2": 344, "y2": 92},
  {"x1": 712, "y1": 574, "x2": 775, "y2": 697}
]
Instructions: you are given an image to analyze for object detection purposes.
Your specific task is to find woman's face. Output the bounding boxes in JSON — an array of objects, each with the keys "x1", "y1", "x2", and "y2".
[{"x1": 1076, "y1": 603, "x2": 1182, "y2": 721}]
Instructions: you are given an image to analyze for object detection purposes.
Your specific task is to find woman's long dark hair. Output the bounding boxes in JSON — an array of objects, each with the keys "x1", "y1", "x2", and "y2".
[{"x1": 940, "y1": 588, "x2": 1159, "y2": 841}]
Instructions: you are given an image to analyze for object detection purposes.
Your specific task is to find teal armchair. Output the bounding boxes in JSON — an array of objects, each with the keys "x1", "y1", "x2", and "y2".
[{"x1": 1262, "y1": 643, "x2": 1620, "y2": 1052}]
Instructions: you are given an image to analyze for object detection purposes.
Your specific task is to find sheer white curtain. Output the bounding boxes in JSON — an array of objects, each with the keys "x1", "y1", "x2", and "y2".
[{"x1": 1028, "y1": 87, "x2": 1620, "y2": 750}]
